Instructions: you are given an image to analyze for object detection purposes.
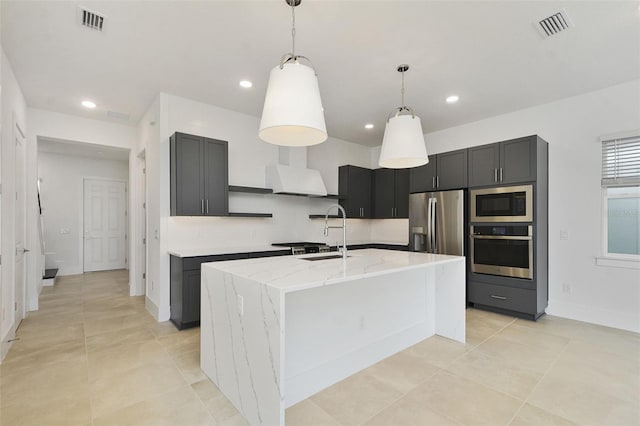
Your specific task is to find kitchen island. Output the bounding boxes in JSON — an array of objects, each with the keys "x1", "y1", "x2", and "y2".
[{"x1": 201, "y1": 248, "x2": 465, "y2": 426}]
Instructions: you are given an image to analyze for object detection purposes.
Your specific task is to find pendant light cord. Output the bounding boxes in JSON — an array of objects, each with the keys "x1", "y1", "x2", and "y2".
[
  {"x1": 291, "y1": 2, "x2": 296, "y2": 58},
  {"x1": 400, "y1": 69, "x2": 405, "y2": 109}
]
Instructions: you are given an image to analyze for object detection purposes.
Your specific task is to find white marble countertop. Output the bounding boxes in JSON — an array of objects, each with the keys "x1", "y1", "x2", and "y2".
[
  {"x1": 168, "y1": 245, "x2": 289, "y2": 257},
  {"x1": 203, "y1": 248, "x2": 463, "y2": 293},
  {"x1": 167, "y1": 242, "x2": 407, "y2": 258}
]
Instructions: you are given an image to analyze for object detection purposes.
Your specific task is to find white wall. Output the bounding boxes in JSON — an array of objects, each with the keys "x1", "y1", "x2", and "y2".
[
  {"x1": 0, "y1": 48, "x2": 28, "y2": 360},
  {"x1": 422, "y1": 79, "x2": 640, "y2": 332},
  {"x1": 38, "y1": 152, "x2": 129, "y2": 276},
  {"x1": 141, "y1": 93, "x2": 405, "y2": 321}
]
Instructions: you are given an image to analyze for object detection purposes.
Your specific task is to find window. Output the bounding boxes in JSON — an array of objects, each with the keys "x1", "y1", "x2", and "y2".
[{"x1": 601, "y1": 134, "x2": 640, "y2": 262}]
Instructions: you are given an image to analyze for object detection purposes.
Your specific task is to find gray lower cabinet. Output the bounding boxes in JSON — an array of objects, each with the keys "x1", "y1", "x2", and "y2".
[
  {"x1": 468, "y1": 282, "x2": 538, "y2": 316},
  {"x1": 170, "y1": 132, "x2": 229, "y2": 216},
  {"x1": 409, "y1": 149, "x2": 468, "y2": 193},
  {"x1": 468, "y1": 135, "x2": 539, "y2": 187},
  {"x1": 170, "y1": 250, "x2": 291, "y2": 330}
]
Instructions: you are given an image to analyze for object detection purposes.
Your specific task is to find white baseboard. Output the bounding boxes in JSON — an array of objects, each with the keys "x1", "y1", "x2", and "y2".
[
  {"x1": 0, "y1": 328, "x2": 15, "y2": 363},
  {"x1": 547, "y1": 300, "x2": 640, "y2": 333},
  {"x1": 145, "y1": 296, "x2": 160, "y2": 321},
  {"x1": 42, "y1": 277, "x2": 55, "y2": 287}
]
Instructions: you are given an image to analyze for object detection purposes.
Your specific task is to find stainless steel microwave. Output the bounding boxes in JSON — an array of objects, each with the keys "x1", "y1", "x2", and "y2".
[{"x1": 470, "y1": 184, "x2": 533, "y2": 222}]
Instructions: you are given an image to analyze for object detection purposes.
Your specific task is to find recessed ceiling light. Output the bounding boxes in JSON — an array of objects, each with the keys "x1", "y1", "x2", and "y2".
[
  {"x1": 365, "y1": 123, "x2": 374, "y2": 129},
  {"x1": 82, "y1": 100, "x2": 96, "y2": 109},
  {"x1": 239, "y1": 80, "x2": 253, "y2": 88},
  {"x1": 446, "y1": 95, "x2": 459, "y2": 104}
]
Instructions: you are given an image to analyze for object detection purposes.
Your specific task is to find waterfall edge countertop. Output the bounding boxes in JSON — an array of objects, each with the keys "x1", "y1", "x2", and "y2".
[
  {"x1": 201, "y1": 248, "x2": 466, "y2": 426},
  {"x1": 205, "y1": 248, "x2": 463, "y2": 293}
]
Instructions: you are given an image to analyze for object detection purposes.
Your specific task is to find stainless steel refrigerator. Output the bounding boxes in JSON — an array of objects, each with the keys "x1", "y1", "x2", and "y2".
[{"x1": 409, "y1": 190, "x2": 464, "y2": 256}]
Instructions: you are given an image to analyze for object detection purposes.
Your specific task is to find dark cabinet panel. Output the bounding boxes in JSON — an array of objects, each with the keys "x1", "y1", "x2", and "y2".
[
  {"x1": 500, "y1": 137, "x2": 536, "y2": 184},
  {"x1": 436, "y1": 150, "x2": 468, "y2": 190},
  {"x1": 182, "y1": 270, "x2": 201, "y2": 323},
  {"x1": 170, "y1": 132, "x2": 229, "y2": 216},
  {"x1": 468, "y1": 281, "x2": 538, "y2": 316},
  {"x1": 373, "y1": 169, "x2": 409, "y2": 218},
  {"x1": 171, "y1": 133, "x2": 204, "y2": 216},
  {"x1": 468, "y1": 136, "x2": 537, "y2": 187},
  {"x1": 468, "y1": 144, "x2": 500, "y2": 187},
  {"x1": 203, "y1": 139, "x2": 229, "y2": 215},
  {"x1": 409, "y1": 160, "x2": 437, "y2": 193},
  {"x1": 410, "y1": 150, "x2": 467, "y2": 193},
  {"x1": 373, "y1": 168, "x2": 395, "y2": 218},
  {"x1": 339, "y1": 165, "x2": 372, "y2": 218}
]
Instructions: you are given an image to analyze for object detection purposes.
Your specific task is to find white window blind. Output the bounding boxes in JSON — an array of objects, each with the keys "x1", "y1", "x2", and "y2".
[{"x1": 602, "y1": 135, "x2": 640, "y2": 186}]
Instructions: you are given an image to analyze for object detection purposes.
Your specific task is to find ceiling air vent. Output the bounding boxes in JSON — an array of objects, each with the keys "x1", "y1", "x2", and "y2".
[
  {"x1": 78, "y1": 7, "x2": 106, "y2": 32},
  {"x1": 536, "y1": 9, "x2": 573, "y2": 38}
]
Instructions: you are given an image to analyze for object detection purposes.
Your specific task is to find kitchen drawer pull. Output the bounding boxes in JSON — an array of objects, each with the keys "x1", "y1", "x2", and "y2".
[
  {"x1": 494, "y1": 168, "x2": 498, "y2": 182},
  {"x1": 201, "y1": 199, "x2": 204, "y2": 214},
  {"x1": 490, "y1": 295, "x2": 507, "y2": 300},
  {"x1": 432, "y1": 176, "x2": 436, "y2": 189}
]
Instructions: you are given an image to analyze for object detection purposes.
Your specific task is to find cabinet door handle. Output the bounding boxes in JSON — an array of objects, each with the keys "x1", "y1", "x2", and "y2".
[
  {"x1": 436, "y1": 176, "x2": 439, "y2": 188},
  {"x1": 490, "y1": 295, "x2": 507, "y2": 300},
  {"x1": 500, "y1": 167, "x2": 503, "y2": 182},
  {"x1": 432, "y1": 176, "x2": 436, "y2": 189},
  {"x1": 206, "y1": 199, "x2": 209, "y2": 214},
  {"x1": 201, "y1": 199, "x2": 204, "y2": 214}
]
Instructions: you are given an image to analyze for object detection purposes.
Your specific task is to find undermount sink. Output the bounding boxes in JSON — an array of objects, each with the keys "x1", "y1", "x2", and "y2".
[{"x1": 301, "y1": 254, "x2": 350, "y2": 261}]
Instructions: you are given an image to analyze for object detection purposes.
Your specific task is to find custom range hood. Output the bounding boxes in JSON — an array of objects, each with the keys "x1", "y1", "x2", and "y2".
[
  {"x1": 265, "y1": 147, "x2": 328, "y2": 196},
  {"x1": 266, "y1": 164, "x2": 327, "y2": 196}
]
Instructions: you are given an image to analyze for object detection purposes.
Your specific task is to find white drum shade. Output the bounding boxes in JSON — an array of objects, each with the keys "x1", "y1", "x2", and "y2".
[
  {"x1": 259, "y1": 62, "x2": 327, "y2": 146},
  {"x1": 378, "y1": 114, "x2": 429, "y2": 168}
]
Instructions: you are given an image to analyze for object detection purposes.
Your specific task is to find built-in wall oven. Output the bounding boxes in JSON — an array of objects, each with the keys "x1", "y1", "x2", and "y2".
[
  {"x1": 470, "y1": 225, "x2": 533, "y2": 279},
  {"x1": 470, "y1": 184, "x2": 533, "y2": 222}
]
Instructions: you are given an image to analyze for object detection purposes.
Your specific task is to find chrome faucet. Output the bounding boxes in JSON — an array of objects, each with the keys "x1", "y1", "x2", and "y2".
[{"x1": 324, "y1": 204, "x2": 347, "y2": 259}]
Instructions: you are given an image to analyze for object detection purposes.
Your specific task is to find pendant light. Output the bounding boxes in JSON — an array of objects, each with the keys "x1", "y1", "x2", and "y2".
[
  {"x1": 259, "y1": 0, "x2": 327, "y2": 147},
  {"x1": 378, "y1": 64, "x2": 429, "y2": 168}
]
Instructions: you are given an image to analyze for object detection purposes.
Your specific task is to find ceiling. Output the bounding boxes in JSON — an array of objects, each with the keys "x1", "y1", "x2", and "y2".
[
  {"x1": 38, "y1": 137, "x2": 129, "y2": 162},
  {"x1": 2, "y1": 1, "x2": 639, "y2": 147}
]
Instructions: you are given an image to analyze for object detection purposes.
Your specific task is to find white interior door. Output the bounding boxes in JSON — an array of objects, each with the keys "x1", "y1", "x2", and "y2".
[
  {"x1": 14, "y1": 121, "x2": 26, "y2": 331},
  {"x1": 83, "y1": 179, "x2": 127, "y2": 272}
]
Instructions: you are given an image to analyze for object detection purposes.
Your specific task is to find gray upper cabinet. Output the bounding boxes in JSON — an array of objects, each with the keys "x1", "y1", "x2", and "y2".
[
  {"x1": 436, "y1": 150, "x2": 468, "y2": 190},
  {"x1": 373, "y1": 168, "x2": 409, "y2": 218},
  {"x1": 410, "y1": 149, "x2": 468, "y2": 192},
  {"x1": 170, "y1": 132, "x2": 229, "y2": 216},
  {"x1": 468, "y1": 136, "x2": 537, "y2": 187},
  {"x1": 339, "y1": 165, "x2": 372, "y2": 218}
]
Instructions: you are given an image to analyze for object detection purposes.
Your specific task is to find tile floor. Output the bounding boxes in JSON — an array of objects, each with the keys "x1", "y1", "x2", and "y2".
[{"x1": 1, "y1": 269, "x2": 639, "y2": 426}]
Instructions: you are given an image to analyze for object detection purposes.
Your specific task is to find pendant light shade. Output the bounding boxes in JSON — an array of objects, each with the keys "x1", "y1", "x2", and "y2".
[
  {"x1": 259, "y1": 61, "x2": 327, "y2": 146},
  {"x1": 378, "y1": 64, "x2": 429, "y2": 169},
  {"x1": 379, "y1": 114, "x2": 429, "y2": 168},
  {"x1": 259, "y1": 0, "x2": 327, "y2": 147}
]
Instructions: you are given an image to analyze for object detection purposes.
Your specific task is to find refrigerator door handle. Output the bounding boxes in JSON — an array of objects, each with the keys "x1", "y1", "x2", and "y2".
[
  {"x1": 431, "y1": 198, "x2": 437, "y2": 253},
  {"x1": 426, "y1": 198, "x2": 433, "y2": 252}
]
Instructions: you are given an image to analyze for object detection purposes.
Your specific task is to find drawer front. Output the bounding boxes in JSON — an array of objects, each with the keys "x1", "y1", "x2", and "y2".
[{"x1": 468, "y1": 281, "x2": 536, "y2": 314}]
